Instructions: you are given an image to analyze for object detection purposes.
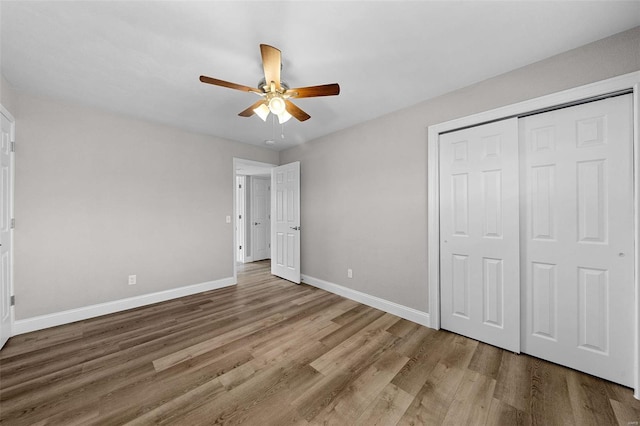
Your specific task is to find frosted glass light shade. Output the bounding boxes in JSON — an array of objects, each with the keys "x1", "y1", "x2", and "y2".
[
  {"x1": 253, "y1": 103, "x2": 270, "y2": 121},
  {"x1": 268, "y1": 96, "x2": 286, "y2": 115},
  {"x1": 277, "y1": 110, "x2": 292, "y2": 124}
]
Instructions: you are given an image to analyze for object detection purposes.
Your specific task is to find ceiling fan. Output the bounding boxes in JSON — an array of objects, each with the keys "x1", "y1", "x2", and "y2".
[{"x1": 199, "y1": 44, "x2": 340, "y2": 123}]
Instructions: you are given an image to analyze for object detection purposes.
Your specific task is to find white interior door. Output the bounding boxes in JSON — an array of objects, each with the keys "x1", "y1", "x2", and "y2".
[
  {"x1": 521, "y1": 95, "x2": 634, "y2": 386},
  {"x1": 251, "y1": 177, "x2": 270, "y2": 261},
  {"x1": 439, "y1": 118, "x2": 521, "y2": 352},
  {"x1": 0, "y1": 109, "x2": 14, "y2": 350},
  {"x1": 271, "y1": 162, "x2": 300, "y2": 284}
]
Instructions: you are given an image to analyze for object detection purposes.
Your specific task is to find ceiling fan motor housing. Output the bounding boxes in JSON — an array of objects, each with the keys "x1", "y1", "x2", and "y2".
[{"x1": 257, "y1": 78, "x2": 289, "y2": 93}]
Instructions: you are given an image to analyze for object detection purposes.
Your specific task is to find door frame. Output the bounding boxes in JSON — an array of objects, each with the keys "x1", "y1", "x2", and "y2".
[
  {"x1": 232, "y1": 158, "x2": 276, "y2": 281},
  {"x1": 0, "y1": 104, "x2": 15, "y2": 346},
  {"x1": 427, "y1": 71, "x2": 640, "y2": 398},
  {"x1": 236, "y1": 175, "x2": 246, "y2": 263}
]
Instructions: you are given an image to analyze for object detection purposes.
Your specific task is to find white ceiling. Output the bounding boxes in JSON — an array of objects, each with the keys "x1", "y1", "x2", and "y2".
[{"x1": 2, "y1": 1, "x2": 639, "y2": 151}]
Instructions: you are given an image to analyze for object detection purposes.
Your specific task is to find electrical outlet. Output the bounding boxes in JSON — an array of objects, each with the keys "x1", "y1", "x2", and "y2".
[
  {"x1": 347, "y1": 268, "x2": 353, "y2": 279},
  {"x1": 128, "y1": 275, "x2": 137, "y2": 285}
]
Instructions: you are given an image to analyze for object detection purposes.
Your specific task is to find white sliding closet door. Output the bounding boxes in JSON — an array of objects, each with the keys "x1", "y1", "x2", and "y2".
[
  {"x1": 439, "y1": 118, "x2": 521, "y2": 352},
  {"x1": 521, "y1": 95, "x2": 634, "y2": 387}
]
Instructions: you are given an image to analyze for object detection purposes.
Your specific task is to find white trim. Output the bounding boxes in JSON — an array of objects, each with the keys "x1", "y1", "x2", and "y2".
[
  {"x1": 235, "y1": 175, "x2": 246, "y2": 263},
  {"x1": 12, "y1": 277, "x2": 236, "y2": 335},
  {"x1": 301, "y1": 274, "x2": 431, "y2": 328},
  {"x1": 429, "y1": 72, "x2": 639, "y2": 135},
  {"x1": 233, "y1": 158, "x2": 238, "y2": 283},
  {"x1": 0, "y1": 104, "x2": 15, "y2": 346},
  {"x1": 427, "y1": 70, "x2": 640, "y2": 399},
  {"x1": 427, "y1": 125, "x2": 441, "y2": 330},
  {"x1": 634, "y1": 83, "x2": 640, "y2": 400}
]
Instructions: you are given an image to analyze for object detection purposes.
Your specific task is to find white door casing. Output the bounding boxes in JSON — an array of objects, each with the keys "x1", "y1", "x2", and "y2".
[
  {"x1": 233, "y1": 158, "x2": 276, "y2": 282},
  {"x1": 236, "y1": 176, "x2": 245, "y2": 263},
  {"x1": 0, "y1": 107, "x2": 14, "y2": 350},
  {"x1": 251, "y1": 177, "x2": 270, "y2": 262},
  {"x1": 271, "y1": 162, "x2": 300, "y2": 284},
  {"x1": 439, "y1": 118, "x2": 521, "y2": 352},
  {"x1": 521, "y1": 95, "x2": 634, "y2": 387}
]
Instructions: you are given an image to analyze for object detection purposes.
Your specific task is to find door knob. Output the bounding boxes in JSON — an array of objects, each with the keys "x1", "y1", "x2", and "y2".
[
  {"x1": 254, "y1": 222, "x2": 260, "y2": 225},
  {"x1": 290, "y1": 226, "x2": 300, "y2": 231}
]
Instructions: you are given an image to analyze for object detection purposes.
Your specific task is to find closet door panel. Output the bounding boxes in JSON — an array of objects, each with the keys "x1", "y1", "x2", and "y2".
[
  {"x1": 521, "y1": 94, "x2": 634, "y2": 387},
  {"x1": 439, "y1": 118, "x2": 520, "y2": 352}
]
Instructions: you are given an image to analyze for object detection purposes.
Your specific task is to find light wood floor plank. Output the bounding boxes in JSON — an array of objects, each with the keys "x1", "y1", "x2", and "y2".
[
  {"x1": 1, "y1": 260, "x2": 639, "y2": 425},
  {"x1": 441, "y1": 369, "x2": 496, "y2": 425},
  {"x1": 311, "y1": 349, "x2": 409, "y2": 424},
  {"x1": 485, "y1": 398, "x2": 531, "y2": 426},
  {"x1": 355, "y1": 383, "x2": 415, "y2": 426},
  {"x1": 396, "y1": 362, "x2": 466, "y2": 426}
]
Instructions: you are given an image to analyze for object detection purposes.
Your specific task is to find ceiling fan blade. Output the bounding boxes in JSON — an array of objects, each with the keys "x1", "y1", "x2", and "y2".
[
  {"x1": 286, "y1": 83, "x2": 340, "y2": 99},
  {"x1": 260, "y1": 44, "x2": 281, "y2": 92},
  {"x1": 285, "y1": 100, "x2": 310, "y2": 122},
  {"x1": 199, "y1": 75, "x2": 262, "y2": 94},
  {"x1": 238, "y1": 99, "x2": 267, "y2": 117}
]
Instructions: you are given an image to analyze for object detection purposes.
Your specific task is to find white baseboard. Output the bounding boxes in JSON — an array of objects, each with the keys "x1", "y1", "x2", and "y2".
[
  {"x1": 12, "y1": 277, "x2": 236, "y2": 335},
  {"x1": 301, "y1": 275, "x2": 431, "y2": 328}
]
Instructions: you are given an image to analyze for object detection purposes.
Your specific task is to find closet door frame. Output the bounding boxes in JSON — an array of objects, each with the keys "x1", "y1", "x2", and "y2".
[{"x1": 427, "y1": 71, "x2": 640, "y2": 399}]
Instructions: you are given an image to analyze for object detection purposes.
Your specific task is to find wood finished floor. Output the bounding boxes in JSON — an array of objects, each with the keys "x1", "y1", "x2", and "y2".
[{"x1": 1, "y1": 261, "x2": 639, "y2": 425}]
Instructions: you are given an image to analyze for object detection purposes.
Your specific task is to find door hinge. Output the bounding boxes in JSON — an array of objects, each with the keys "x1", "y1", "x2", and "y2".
[
  {"x1": 239, "y1": 245, "x2": 242, "y2": 250},
  {"x1": 238, "y1": 184, "x2": 242, "y2": 189},
  {"x1": 10, "y1": 218, "x2": 15, "y2": 229},
  {"x1": 239, "y1": 214, "x2": 242, "y2": 219},
  {"x1": 10, "y1": 295, "x2": 15, "y2": 306},
  {"x1": 269, "y1": 243, "x2": 271, "y2": 248},
  {"x1": 10, "y1": 142, "x2": 15, "y2": 153}
]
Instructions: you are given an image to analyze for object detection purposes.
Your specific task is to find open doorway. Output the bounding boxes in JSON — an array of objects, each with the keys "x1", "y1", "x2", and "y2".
[{"x1": 233, "y1": 158, "x2": 276, "y2": 281}]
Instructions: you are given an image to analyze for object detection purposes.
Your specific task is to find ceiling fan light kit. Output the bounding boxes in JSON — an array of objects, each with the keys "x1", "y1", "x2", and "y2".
[{"x1": 199, "y1": 44, "x2": 340, "y2": 123}]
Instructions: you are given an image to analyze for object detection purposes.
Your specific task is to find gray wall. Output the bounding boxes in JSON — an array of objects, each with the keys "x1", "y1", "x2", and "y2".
[
  {"x1": 3, "y1": 26, "x2": 639, "y2": 322},
  {"x1": 280, "y1": 26, "x2": 640, "y2": 313},
  {"x1": 9, "y1": 89, "x2": 278, "y2": 319}
]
